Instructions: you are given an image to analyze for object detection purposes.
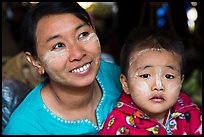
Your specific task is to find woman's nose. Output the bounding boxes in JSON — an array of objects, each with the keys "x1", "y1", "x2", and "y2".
[{"x1": 69, "y1": 45, "x2": 86, "y2": 61}]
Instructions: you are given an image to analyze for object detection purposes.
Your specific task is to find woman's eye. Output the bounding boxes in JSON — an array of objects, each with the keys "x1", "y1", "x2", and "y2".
[
  {"x1": 53, "y1": 43, "x2": 64, "y2": 49},
  {"x1": 139, "y1": 74, "x2": 150, "y2": 78},
  {"x1": 165, "y1": 74, "x2": 175, "y2": 79},
  {"x1": 79, "y1": 32, "x2": 89, "y2": 40}
]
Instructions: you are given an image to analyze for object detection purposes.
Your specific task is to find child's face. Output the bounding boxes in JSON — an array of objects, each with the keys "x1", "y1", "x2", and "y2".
[{"x1": 120, "y1": 48, "x2": 184, "y2": 121}]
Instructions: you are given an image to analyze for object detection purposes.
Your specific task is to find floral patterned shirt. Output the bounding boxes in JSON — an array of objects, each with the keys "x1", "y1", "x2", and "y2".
[{"x1": 99, "y1": 91, "x2": 202, "y2": 135}]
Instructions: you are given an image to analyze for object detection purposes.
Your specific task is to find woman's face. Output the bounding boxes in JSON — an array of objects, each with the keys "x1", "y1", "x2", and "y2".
[
  {"x1": 121, "y1": 48, "x2": 183, "y2": 120},
  {"x1": 34, "y1": 13, "x2": 101, "y2": 87}
]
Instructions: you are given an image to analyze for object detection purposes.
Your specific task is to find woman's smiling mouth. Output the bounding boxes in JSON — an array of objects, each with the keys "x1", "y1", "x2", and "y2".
[{"x1": 70, "y1": 62, "x2": 91, "y2": 73}]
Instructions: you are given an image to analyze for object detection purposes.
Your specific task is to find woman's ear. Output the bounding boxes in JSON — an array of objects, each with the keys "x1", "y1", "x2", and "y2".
[
  {"x1": 120, "y1": 74, "x2": 130, "y2": 95},
  {"x1": 25, "y1": 52, "x2": 45, "y2": 75}
]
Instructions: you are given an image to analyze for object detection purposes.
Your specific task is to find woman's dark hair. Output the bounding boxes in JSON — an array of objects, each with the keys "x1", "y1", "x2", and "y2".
[
  {"x1": 21, "y1": 2, "x2": 94, "y2": 57},
  {"x1": 120, "y1": 28, "x2": 186, "y2": 77}
]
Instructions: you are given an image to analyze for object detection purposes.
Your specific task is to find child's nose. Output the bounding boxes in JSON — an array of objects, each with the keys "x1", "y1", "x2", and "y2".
[
  {"x1": 151, "y1": 84, "x2": 164, "y2": 91},
  {"x1": 151, "y1": 76, "x2": 164, "y2": 91}
]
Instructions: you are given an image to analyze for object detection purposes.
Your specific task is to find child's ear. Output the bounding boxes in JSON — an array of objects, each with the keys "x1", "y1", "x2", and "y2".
[
  {"x1": 25, "y1": 52, "x2": 45, "y2": 75},
  {"x1": 120, "y1": 74, "x2": 130, "y2": 95}
]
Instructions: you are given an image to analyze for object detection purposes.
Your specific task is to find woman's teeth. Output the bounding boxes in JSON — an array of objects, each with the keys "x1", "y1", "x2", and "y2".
[{"x1": 71, "y1": 63, "x2": 90, "y2": 73}]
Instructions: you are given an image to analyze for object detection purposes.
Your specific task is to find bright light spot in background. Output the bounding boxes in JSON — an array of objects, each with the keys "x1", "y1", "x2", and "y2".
[
  {"x1": 29, "y1": 2, "x2": 39, "y2": 4},
  {"x1": 77, "y1": 2, "x2": 93, "y2": 9},
  {"x1": 157, "y1": 18, "x2": 166, "y2": 28},
  {"x1": 102, "y1": 2, "x2": 115, "y2": 5},
  {"x1": 187, "y1": 7, "x2": 198, "y2": 33},
  {"x1": 156, "y1": 3, "x2": 168, "y2": 28},
  {"x1": 157, "y1": 7, "x2": 166, "y2": 17},
  {"x1": 191, "y1": 2, "x2": 197, "y2": 7},
  {"x1": 112, "y1": 4, "x2": 118, "y2": 13},
  {"x1": 188, "y1": 20, "x2": 195, "y2": 32},
  {"x1": 187, "y1": 7, "x2": 198, "y2": 21}
]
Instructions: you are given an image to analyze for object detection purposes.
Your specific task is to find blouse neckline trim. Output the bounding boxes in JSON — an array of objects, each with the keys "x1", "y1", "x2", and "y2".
[{"x1": 41, "y1": 76, "x2": 106, "y2": 131}]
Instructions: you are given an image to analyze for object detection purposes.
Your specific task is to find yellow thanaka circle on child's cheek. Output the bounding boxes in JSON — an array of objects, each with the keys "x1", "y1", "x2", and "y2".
[
  {"x1": 137, "y1": 81, "x2": 150, "y2": 93},
  {"x1": 128, "y1": 59, "x2": 151, "y2": 94},
  {"x1": 136, "y1": 81, "x2": 151, "y2": 107},
  {"x1": 166, "y1": 77, "x2": 182, "y2": 92}
]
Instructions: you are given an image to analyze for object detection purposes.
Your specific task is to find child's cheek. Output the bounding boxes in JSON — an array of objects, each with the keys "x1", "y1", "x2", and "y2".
[
  {"x1": 136, "y1": 81, "x2": 150, "y2": 93},
  {"x1": 166, "y1": 81, "x2": 182, "y2": 93}
]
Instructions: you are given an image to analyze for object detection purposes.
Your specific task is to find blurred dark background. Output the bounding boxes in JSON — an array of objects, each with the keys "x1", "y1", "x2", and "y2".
[{"x1": 2, "y1": 2, "x2": 202, "y2": 109}]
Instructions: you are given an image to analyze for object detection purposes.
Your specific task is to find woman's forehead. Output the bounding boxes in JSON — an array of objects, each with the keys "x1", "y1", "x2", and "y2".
[{"x1": 35, "y1": 14, "x2": 87, "y2": 42}]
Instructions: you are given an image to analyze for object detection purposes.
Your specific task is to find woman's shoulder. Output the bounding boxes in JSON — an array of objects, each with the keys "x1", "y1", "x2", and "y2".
[
  {"x1": 98, "y1": 60, "x2": 121, "y2": 85},
  {"x1": 99, "y1": 59, "x2": 121, "y2": 76},
  {"x1": 100, "y1": 59, "x2": 120, "y2": 68},
  {"x1": 10, "y1": 79, "x2": 48, "y2": 117},
  {"x1": 96, "y1": 60, "x2": 122, "y2": 104}
]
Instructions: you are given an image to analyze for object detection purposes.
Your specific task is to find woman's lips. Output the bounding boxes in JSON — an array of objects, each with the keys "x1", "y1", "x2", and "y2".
[{"x1": 70, "y1": 62, "x2": 91, "y2": 73}]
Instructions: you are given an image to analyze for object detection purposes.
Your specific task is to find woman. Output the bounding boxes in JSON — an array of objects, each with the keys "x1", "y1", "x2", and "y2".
[{"x1": 3, "y1": 2, "x2": 122, "y2": 135}]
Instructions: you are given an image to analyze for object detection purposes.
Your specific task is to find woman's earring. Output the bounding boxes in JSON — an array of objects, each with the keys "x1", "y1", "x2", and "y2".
[{"x1": 39, "y1": 69, "x2": 45, "y2": 75}]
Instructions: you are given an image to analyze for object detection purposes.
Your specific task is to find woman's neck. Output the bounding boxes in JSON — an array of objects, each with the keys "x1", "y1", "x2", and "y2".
[
  {"x1": 41, "y1": 79, "x2": 101, "y2": 114},
  {"x1": 52, "y1": 80, "x2": 100, "y2": 109}
]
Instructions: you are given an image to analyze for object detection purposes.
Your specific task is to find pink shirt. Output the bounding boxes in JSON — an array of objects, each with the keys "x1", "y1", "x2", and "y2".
[{"x1": 99, "y1": 92, "x2": 202, "y2": 135}]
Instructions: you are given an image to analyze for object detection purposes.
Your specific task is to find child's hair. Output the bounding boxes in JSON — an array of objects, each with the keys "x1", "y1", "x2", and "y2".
[{"x1": 120, "y1": 28, "x2": 186, "y2": 77}]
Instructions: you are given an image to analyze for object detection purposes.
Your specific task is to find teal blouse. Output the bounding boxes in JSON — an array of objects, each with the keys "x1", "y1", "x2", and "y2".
[{"x1": 3, "y1": 60, "x2": 122, "y2": 135}]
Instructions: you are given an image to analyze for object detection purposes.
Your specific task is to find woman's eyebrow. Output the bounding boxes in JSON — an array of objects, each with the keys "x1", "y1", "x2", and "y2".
[
  {"x1": 46, "y1": 23, "x2": 88, "y2": 43},
  {"x1": 75, "y1": 22, "x2": 87, "y2": 31},
  {"x1": 47, "y1": 35, "x2": 60, "y2": 42}
]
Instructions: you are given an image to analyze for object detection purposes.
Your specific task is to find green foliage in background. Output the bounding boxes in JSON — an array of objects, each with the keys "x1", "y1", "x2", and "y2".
[{"x1": 182, "y1": 69, "x2": 202, "y2": 110}]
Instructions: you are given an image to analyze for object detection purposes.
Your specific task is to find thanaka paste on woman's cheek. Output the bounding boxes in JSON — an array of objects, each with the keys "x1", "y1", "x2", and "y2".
[
  {"x1": 81, "y1": 33, "x2": 99, "y2": 43},
  {"x1": 43, "y1": 48, "x2": 67, "y2": 66}
]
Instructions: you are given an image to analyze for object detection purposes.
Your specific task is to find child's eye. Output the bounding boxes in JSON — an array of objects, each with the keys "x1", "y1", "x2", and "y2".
[
  {"x1": 53, "y1": 42, "x2": 65, "y2": 49},
  {"x1": 79, "y1": 32, "x2": 89, "y2": 40},
  {"x1": 139, "y1": 74, "x2": 150, "y2": 78},
  {"x1": 165, "y1": 74, "x2": 175, "y2": 79}
]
